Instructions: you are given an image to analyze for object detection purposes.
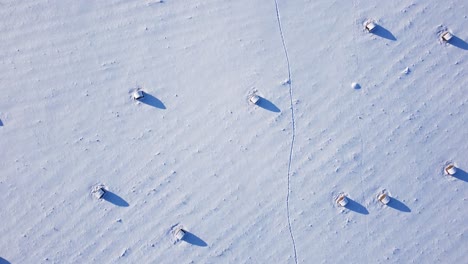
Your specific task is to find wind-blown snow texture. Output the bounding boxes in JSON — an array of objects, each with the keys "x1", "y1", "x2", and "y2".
[{"x1": 0, "y1": 0, "x2": 467, "y2": 263}]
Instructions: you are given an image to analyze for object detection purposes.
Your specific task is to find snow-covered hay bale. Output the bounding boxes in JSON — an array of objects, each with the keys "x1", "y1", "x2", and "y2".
[
  {"x1": 133, "y1": 90, "x2": 144, "y2": 100},
  {"x1": 92, "y1": 184, "x2": 106, "y2": 199},
  {"x1": 174, "y1": 228, "x2": 186, "y2": 241},
  {"x1": 336, "y1": 194, "x2": 349, "y2": 207},
  {"x1": 378, "y1": 193, "x2": 391, "y2": 205},
  {"x1": 445, "y1": 164, "x2": 457, "y2": 175},
  {"x1": 249, "y1": 94, "x2": 260, "y2": 105},
  {"x1": 365, "y1": 21, "x2": 377, "y2": 33},
  {"x1": 441, "y1": 31, "x2": 453, "y2": 42}
]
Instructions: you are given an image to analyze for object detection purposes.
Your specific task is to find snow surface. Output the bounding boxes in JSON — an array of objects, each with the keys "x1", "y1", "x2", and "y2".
[{"x1": 1, "y1": 0, "x2": 467, "y2": 263}]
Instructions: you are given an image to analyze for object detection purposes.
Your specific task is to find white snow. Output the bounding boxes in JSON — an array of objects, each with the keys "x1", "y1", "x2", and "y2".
[{"x1": 0, "y1": 0, "x2": 467, "y2": 263}]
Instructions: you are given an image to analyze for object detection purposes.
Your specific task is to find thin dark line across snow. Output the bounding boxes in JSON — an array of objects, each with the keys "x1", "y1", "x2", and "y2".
[{"x1": 272, "y1": 0, "x2": 298, "y2": 263}]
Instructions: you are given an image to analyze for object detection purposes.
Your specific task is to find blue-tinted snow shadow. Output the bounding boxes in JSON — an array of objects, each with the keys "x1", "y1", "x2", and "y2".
[
  {"x1": 182, "y1": 231, "x2": 208, "y2": 247},
  {"x1": 448, "y1": 36, "x2": 468, "y2": 50},
  {"x1": 139, "y1": 92, "x2": 166, "y2": 109},
  {"x1": 452, "y1": 169, "x2": 468, "y2": 182},
  {"x1": 103, "y1": 191, "x2": 129, "y2": 207},
  {"x1": 372, "y1": 25, "x2": 397, "y2": 41},
  {"x1": 0, "y1": 119, "x2": 3, "y2": 126},
  {"x1": 257, "y1": 97, "x2": 280, "y2": 113},
  {"x1": 387, "y1": 198, "x2": 411, "y2": 213},
  {"x1": 346, "y1": 198, "x2": 369, "y2": 215},
  {"x1": 0, "y1": 257, "x2": 11, "y2": 264}
]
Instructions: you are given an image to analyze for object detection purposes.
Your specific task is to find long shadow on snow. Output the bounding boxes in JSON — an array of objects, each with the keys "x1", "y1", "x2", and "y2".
[
  {"x1": 371, "y1": 25, "x2": 397, "y2": 41},
  {"x1": 257, "y1": 97, "x2": 281, "y2": 113},
  {"x1": 182, "y1": 231, "x2": 208, "y2": 247},
  {"x1": 0, "y1": 257, "x2": 11, "y2": 264},
  {"x1": 448, "y1": 36, "x2": 468, "y2": 50},
  {"x1": 452, "y1": 168, "x2": 468, "y2": 182},
  {"x1": 387, "y1": 198, "x2": 411, "y2": 213},
  {"x1": 346, "y1": 198, "x2": 369, "y2": 215},
  {"x1": 140, "y1": 92, "x2": 166, "y2": 109},
  {"x1": 0, "y1": 119, "x2": 3, "y2": 126},
  {"x1": 103, "y1": 191, "x2": 129, "y2": 207}
]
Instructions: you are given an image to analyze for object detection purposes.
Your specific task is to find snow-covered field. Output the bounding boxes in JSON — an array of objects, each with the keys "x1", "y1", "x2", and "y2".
[{"x1": 1, "y1": 0, "x2": 467, "y2": 263}]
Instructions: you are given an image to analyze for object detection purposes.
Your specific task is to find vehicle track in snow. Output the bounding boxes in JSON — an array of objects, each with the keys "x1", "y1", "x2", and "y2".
[{"x1": 272, "y1": 0, "x2": 298, "y2": 263}]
